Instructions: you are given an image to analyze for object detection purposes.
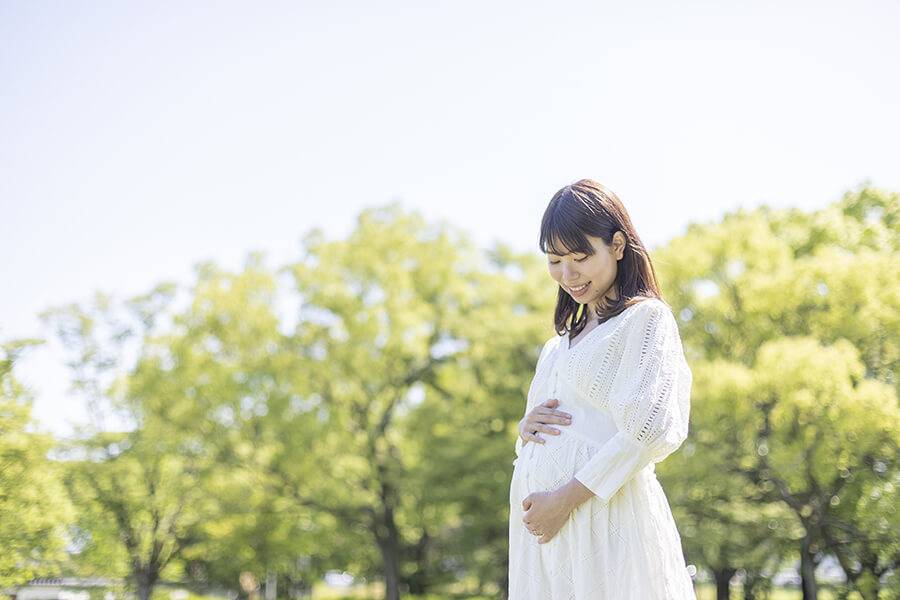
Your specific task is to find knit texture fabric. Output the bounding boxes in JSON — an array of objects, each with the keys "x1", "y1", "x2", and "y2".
[{"x1": 509, "y1": 298, "x2": 696, "y2": 599}]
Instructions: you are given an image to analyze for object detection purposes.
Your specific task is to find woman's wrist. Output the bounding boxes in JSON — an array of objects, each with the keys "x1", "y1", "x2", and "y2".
[{"x1": 554, "y1": 478, "x2": 594, "y2": 513}]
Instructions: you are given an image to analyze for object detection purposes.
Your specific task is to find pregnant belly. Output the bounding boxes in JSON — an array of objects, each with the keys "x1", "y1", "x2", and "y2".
[{"x1": 512, "y1": 432, "x2": 601, "y2": 497}]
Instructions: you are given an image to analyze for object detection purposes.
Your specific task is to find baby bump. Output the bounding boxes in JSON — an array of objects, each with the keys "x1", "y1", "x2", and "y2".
[{"x1": 511, "y1": 434, "x2": 600, "y2": 499}]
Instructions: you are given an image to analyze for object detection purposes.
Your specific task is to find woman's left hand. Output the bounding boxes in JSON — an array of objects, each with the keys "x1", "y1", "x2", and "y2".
[
  {"x1": 521, "y1": 490, "x2": 572, "y2": 544},
  {"x1": 522, "y1": 479, "x2": 594, "y2": 544}
]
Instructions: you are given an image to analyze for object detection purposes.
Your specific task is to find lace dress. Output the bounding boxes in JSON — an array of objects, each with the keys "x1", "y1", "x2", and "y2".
[{"x1": 508, "y1": 298, "x2": 696, "y2": 599}]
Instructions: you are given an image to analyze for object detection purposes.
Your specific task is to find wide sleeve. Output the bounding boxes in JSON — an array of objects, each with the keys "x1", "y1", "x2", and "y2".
[{"x1": 573, "y1": 300, "x2": 692, "y2": 502}]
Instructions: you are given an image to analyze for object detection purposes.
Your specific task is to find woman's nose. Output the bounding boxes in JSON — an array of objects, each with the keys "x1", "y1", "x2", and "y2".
[{"x1": 562, "y1": 263, "x2": 579, "y2": 280}]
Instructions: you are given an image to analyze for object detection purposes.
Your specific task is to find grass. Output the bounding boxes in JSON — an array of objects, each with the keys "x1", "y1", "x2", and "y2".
[
  {"x1": 693, "y1": 583, "x2": 846, "y2": 600},
  {"x1": 313, "y1": 582, "x2": 850, "y2": 600},
  {"x1": 124, "y1": 580, "x2": 861, "y2": 600}
]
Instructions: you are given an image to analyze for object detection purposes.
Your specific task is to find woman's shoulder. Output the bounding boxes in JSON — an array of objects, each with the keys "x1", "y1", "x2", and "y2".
[
  {"x1": 543, "y1": 331, "x2": 565, "y2": 353},
  {"x1": 617, "y1": 297, "x2": 678, "y2": 334},
  {"x1": 536, "y1": 331, "x2": 564, "y2": 365},
  {"x1": 618, "y1": 296, "x2": 669, "y2": 320}
]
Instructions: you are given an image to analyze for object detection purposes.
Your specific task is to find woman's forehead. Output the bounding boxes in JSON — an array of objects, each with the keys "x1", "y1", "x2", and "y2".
[{"x1": 545, "y1": 234, "x2": 600, "y2": 256}]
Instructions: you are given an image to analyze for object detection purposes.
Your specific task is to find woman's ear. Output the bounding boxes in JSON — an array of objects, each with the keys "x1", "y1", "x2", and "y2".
[{"x1": 612, "y1": 231, "x2": 626, "y2": 260}]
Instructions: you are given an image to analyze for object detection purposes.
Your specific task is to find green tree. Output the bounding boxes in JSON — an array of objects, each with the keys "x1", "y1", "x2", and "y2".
[
  {"x1": 270, "y1": 206, "x2": 552, "y2": 598},
  {"x1": 44, "y1": 286, "x2": 215, "y2": 600},
  {"x1": 399, "y1": 242, "x2": 555, "y2": 596},
  {"x1": 0, "y1": 338, "x2": 73, "y2": 589},
  {"x1": 107, "y1": 206, "x2": 553, "y2": 599},
  {"x1": 132, "y1": 258, "x2": 339, "y2": 594},
  {"x1": 660, "y1": 358, "x2": 798, "y2": 600},
  {"x1": 654, "y1": 185, "x2": 900, "y2": 600},
  {"x1": 751, "y1": 338, "x2": 898, "y2": 600}
]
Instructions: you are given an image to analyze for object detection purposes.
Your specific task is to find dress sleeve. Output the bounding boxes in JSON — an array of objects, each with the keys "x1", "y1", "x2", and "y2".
[{"x1": 573, "y1": 300, "x2": 692, "y2": 502}]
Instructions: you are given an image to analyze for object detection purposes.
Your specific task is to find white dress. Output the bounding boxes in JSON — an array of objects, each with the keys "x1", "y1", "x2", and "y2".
[{"x1": 508, "y1": 298, "x2": 696, "y2": 599}]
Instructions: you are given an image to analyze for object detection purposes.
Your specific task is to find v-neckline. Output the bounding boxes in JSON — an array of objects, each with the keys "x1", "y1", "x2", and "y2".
[
  {"x1": 566, "y1": 320, "x2": 605, "y2": 351},
  {"x1": 564, "y1": 302, "x2": 641, "y2": 351}
]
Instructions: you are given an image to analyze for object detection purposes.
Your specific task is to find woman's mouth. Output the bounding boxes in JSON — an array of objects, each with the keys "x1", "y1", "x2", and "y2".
[{"x1": 567, "y1": 282, "x2": 590, "y2": 297}]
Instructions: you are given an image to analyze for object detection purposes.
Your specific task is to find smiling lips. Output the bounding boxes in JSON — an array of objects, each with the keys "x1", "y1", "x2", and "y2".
[{"x1": 567, "y1": 282, "x2": 591, "y2": 297}]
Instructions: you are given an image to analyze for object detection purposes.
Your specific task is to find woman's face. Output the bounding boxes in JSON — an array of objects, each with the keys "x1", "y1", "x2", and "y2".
[{"x1": 546, "y1": 232, "x2": 625, "y2": 310}]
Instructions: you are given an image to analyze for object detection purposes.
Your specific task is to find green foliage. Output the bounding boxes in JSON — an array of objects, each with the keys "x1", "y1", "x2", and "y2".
[
  {"x1": 42, "y1": 204, "x2": 554, "y2": 598},
  {"x1": 20, "y1": 186, "x2": 900, "y2": 598},
  {"x1": 655, "y1": 184, "x2": 900, "y2": 598},
  {"x1": 0, "y1": 338, "x2": 73, "y2": 588},
  {"x1": 662, "y1": 358, "x2": 799, "y2": 582},
  {"x1": 43, "y1": 287, "x2": 215, "y2": 600},
  {"x1": 270, "y1": 205, "x2": 553, "y2": 594}
]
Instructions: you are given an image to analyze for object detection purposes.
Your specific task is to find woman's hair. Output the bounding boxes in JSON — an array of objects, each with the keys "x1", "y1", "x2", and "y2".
[{"x1": 539, "y1": 179, "x2": 662, "y2": 338}]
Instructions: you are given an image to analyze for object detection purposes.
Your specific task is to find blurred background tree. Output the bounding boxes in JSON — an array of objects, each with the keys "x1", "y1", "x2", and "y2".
[
  {"x1": 5, "y1": 185, "x2": 899, "y2": 600},
  {"x1": 0, "y1": 338, "x2": 73, "y2": 588},
  {"x1": 655, "y1": 185, "x2": 900, "y2": 600},
  {"x1": 36, "y1": 204, "x2": 554, "y2": 600},
  {"x1": 43, "y1": 286, "x2": 218, "y2": 600}
]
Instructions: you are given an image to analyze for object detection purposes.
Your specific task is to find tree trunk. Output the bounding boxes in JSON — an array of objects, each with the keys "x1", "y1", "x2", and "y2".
[
  {"x1": 135, "y1": 570, "x2": 158, "y2": 600},
  {"x1": 712, "y1": 567, "x2": 736, "y2": 600},
  {"x1": 406, "y1": 530, "x2": 431, "y2": 595},
  {"x1": 742, "y1": 569, "x2": 771, "y2": 600},
  {"x1": 800, "y1": 534, "x2": 819, "y2": 600},
  {"x1": 375, "y1": 505, "x2": 402, "y2": 600}
]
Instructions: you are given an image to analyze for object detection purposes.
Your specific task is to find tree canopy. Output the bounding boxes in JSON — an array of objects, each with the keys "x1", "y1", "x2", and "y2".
[
  {"x1": 0, "y1": 338, "x2": 73, "y2": 588},
  {"x1": 655, "y1": 185, "x2": 900, "y2": 600},
  {"x1": 5, "y1": 185, "x2": 899, "y2": 600}
]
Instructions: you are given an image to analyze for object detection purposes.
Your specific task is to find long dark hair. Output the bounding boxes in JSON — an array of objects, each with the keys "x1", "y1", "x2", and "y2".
[{"x1": 539, "y1": 179, "x2": 662, "y2": 338}]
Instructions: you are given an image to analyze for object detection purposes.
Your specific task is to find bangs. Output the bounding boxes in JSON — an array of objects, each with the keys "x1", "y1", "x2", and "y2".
[{"x1": 539, "y1": 204, "x2": 595, "y2": 256}]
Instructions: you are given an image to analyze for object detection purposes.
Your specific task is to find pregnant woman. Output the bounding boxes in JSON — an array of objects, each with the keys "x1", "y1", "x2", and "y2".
[{"x1": 508, "y1": 179, "x2": 696, "y2": 599}]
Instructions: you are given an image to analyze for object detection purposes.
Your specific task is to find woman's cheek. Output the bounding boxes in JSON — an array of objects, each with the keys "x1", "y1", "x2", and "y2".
[{"x1": 548, "y1": 264, "x2": 561, "y2": 282}]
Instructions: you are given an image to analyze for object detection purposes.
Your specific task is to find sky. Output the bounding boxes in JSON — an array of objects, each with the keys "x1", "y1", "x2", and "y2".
[{"x1": 2, "y1": 0, "x2": 899, "y2": 436}]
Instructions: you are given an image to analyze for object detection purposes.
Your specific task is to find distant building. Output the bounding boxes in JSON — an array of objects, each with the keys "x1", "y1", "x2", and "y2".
[{"x1": 3, "y1": 579, "x2": 121, "y2": 600}]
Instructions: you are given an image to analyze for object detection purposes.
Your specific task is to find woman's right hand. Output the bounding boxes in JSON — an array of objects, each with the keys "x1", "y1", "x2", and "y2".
[{"x1": 518, "y1": 398, "x2": 572, "y2": 445}]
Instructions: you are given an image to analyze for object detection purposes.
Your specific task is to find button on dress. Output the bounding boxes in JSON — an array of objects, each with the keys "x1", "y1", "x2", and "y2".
[{"x1": 508, "y1": 298, "x2": 696, "y2": 599}]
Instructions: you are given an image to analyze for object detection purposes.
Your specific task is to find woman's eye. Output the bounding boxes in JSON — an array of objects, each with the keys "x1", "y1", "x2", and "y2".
[
  {"x1": 575, "y1": 256, "x2": 588, "y2": 262},
  {"x1": 548, "y1": 260, "x2": 560, "y2": 265}
]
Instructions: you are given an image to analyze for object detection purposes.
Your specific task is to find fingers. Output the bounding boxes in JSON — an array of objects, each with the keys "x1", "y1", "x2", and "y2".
[
  {"x1": 529, "y1": 412, "x2": 571, "y2": 425},
  {"x1": 525, "y1": 414, "x2": 571, "y2": 432},
  {"x1": 537, "y1": 399, "x2": 568, "y2": 417},
  {"x1": 523, "y1": 520, "x2": 557, "y2": 542},
  {"x1": 527, "y1": 408, "x2": 571, "y2": 422},
  {"x1": 522, "y1": 496, "x2": 533, "y2": 511},
  {"x1": 523, "y1": 431, "x2": 545, "y2": 444},
  {"x1": 525, "y1": 423, "x2": 563, "y2": 441},
  {"x1": 522, "y1": 418, "x2": 569, "y2": 441},
  {"x1": 537, "y1": 529, "x2": 558, "y2": 544},
  {"x1": 519, "y1": 420, "x2": 545, "y2": 443},
  {"x1": 531, "y1": 401, "x2": 572, "y2": 423},
  {"x1": 519, "y1": 399, "x2": 572, "y2": 445},
  {"x1": 529, "y1": 424, "x2": 561, "y2": 437}
]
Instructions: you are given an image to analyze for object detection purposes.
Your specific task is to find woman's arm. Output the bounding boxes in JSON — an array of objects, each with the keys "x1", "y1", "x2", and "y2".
[
  {"x1": 521, "y1": 478, "x2": 593, "y2": 544},
  {"x1": 573, "y1": 300, "x2": 691, "y2": 501}
]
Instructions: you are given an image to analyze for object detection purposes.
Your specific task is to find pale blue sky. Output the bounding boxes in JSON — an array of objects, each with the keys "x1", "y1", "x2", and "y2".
[{"x1": 2, "y1": 0, "x2": 899, "y2": 435}]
